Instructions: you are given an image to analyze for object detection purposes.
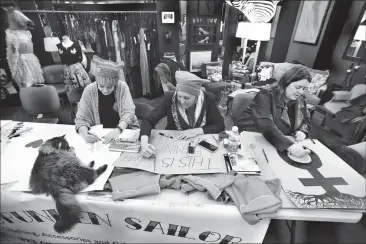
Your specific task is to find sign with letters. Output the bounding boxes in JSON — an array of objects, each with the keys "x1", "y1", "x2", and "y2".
[
  {"x1": 113, "y1": 130, "x2": 228, "y2": 175},
  {"x1": 255, "y1": 136, "x2": 366, "y2": 210},
  {"x1": 1, "y1": 189, "x2": 270, "y2": 243}
]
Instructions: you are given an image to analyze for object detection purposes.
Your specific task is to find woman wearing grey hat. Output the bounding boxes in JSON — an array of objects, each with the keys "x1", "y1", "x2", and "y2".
[
  {"x1": 140, "y1": 71, "x2": 225, "y2": 158},
  {"x1": 75, "y1": 57, "x2": 138, "y2": 144}
]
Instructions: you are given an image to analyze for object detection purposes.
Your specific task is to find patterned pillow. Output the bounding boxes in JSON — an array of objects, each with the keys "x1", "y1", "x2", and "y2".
[
  {"x1": 308, "y1": 70, "x2": 330, "y2": 95},
  {"x1": 258, "y1": 66, "x2": 273, "y2": 81}
]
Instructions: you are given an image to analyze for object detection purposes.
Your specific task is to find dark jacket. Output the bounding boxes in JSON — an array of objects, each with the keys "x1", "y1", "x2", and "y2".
[
  {"x1": 140, "y1": 91, "x2": 225, "y2": 136},
  {"x1": 237, "y1": 89, "x2": 311, "y2": 151}
]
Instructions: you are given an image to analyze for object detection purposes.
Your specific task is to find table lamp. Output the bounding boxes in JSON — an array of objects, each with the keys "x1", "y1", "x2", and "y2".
[{"x1": 236, "y1": 22, "x2": 271, "y2": 74}]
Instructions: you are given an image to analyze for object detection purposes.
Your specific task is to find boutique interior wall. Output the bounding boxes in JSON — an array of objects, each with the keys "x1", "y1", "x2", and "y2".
[{"x1": 263, "y1": 0, "x2": 365, "y2": 86}]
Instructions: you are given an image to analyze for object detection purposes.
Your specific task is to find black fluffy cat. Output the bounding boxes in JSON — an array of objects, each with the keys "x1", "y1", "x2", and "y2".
[{"x1": 29, "y1": 135, "x2": 108, "y2": 233}]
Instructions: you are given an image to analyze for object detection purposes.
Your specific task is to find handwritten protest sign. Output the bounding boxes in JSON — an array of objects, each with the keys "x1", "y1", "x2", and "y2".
[{"x1": 113, "y1": 130, "x2": 227, "y2": 174}]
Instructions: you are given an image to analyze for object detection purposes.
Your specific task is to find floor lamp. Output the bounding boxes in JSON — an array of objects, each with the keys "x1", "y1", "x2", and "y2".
[{"x1": 236, "y1": 22, "x2": 271, "y2": 74}]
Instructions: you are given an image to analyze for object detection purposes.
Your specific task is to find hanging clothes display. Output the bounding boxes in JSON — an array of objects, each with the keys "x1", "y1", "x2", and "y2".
[
  {"x1": 139, "y1": 28, "x2": 150, "y2": 96},
  {"x1": 56, "y1": 11, "x2": 158, "y2": 98},
  {"x1": 57, "y1": 36, "x2": 91, "y2": 92}
]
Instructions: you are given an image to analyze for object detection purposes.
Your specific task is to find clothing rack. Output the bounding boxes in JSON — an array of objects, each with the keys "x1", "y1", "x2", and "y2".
[{"x1": 21, "y1": 10, "x2": 157, "y2": 13}]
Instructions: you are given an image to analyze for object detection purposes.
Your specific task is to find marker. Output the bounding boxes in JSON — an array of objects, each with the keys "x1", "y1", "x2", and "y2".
[
  {"x1": 262, "y1": 149, "x2": 269, "y2": 163},
  {"x1": 88, "y1": 132, "x2": 101, "y2": 141},
  {"x1": 8, "y1": 127, "x2": 33, "y2": 139},
  {"x1": 309, "y1": 138, "x2": 316, "y2": 144},
  {"x1": 212, "y1": 135, "x2": 219, "y2": 145},
  {"x1": 159, "y1": 133, "x2": 173, "y2": 139}
]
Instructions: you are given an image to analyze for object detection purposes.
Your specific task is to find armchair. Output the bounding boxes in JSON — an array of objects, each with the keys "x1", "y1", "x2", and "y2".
[
  {"x1": 338, "y1": 142, "x2": 366, "y2": 176},
  {"x1": 42, "y1": 65, "x2": 67, "y2": 96},
  {"x1": 323, "y1": 84, "x2": 366, "y2": 144}
]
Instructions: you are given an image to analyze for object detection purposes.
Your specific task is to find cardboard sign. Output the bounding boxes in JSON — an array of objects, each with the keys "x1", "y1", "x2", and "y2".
[
  {"x1": 113, "y1": 130, "x2": 228, "y2": 175},
  {"x1": 255, "y1": 136, "x2": 366, "y2": 210}
]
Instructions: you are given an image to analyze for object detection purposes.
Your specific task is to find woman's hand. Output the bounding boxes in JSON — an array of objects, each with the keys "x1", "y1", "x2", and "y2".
[
  {"x1": 177, "y1": 128, "x2": 204, "y2": 140},
  {"x1": 294, "y1": 131, "x2": 306, "y2": 142},
  {"x1": 288, "y1": 144, "x2": 310, "y2": 158},
  {"x1": 141, "y1": 143, "x2": 156, "y2": 158},
  {"x1": 81, "y1": 131, "x2": 100, "y2": 143},
  {"x1": 102, "y1": 128, "x2": 121, "y2": 144}
]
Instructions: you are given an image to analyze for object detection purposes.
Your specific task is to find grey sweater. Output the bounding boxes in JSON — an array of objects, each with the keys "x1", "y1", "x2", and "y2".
[{"x1": 75, "y1": 81, "x2": 139, "y2": 131}]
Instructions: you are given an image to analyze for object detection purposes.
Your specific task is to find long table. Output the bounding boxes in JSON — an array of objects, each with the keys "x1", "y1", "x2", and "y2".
[{"x1": 0, "y1": 122, "x2": 363, "y2": 244}]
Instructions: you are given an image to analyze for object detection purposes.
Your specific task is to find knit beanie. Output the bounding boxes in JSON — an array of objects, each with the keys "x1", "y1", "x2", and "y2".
[
  {"x1": 175, "y1": 71, "x2": 210, "y2": 96},
  {"x1": 90, "y1": 55, "x2": 124, "y2": 84}
]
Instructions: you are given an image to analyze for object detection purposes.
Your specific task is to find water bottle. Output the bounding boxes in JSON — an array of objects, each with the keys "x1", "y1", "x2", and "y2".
[{"x1": 227, "y1": 126, "x2": 240, "y2": 153}]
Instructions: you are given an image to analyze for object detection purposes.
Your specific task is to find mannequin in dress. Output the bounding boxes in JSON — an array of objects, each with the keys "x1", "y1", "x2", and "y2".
[
  {"x1": 3, "y1": 6, "x2": 44, "y2": 87},
  {"x1": 57, "y1": 35, "x2": 91, "y2": 92}
]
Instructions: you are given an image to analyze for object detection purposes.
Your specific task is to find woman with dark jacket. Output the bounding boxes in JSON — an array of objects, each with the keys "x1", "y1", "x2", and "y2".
[
  {"x1": 237, "y1": 65, "x2": 312, "y2": 158},
  {"x1": 140, "y1": 71, "x2": 225, "y2": 158}
]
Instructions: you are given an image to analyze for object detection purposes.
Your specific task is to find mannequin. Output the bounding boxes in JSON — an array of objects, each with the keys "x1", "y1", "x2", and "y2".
[
  {"x1": 4, "y1": 6, "x2": 44, "y2": 87},
  {"x1": 57, "y1": 35, "x2": 91, "y2": 92}
]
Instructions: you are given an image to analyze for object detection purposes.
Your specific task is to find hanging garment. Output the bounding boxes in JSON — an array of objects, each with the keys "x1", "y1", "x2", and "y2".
[
  {"x1": 116, "y1": 22, "x2": 126, "y2": 72},
  {"x1": 106, "y1": 20, "x2": 115, "y2": 61},
  {"x1": 57, "y1": 42, "x2": 91, "y2": 92},
  {"x1": 139, "y1": 28, "x2": 150, "y2": 95},
  {"x1": 112, "y1": 20, "x2": 121, "y2": 62},
  {"x1": 97, "y1": 20, "x2": 108, "y2": 59},
  {"x1": 5, "y1": 29, "x2": 44, "y2": 87},
  {"x1": 106, "y1": 20, "x2": 115, "y2": 47}
]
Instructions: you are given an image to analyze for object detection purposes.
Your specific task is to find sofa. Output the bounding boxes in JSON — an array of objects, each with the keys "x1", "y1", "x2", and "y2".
[{"x1": 251, "y1": 62, "x2": 330, "y2": 107}]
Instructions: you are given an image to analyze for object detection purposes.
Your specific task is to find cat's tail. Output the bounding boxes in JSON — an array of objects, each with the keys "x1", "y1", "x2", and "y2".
[{"x1": 53, "y1": 188, "x2": 81, "y2": 233}]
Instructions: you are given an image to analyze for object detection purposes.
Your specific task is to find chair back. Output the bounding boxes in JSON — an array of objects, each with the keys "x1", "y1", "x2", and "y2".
[
  {"x1": 231, "y1": 91, "x2": 258, "y2": 121},
  {"x1": 67, "y1": 87, "x2": 84, "y2": 104},
  {"x1": 19, "y1": 85, "x2": 60, "y2": 115},
  {"x1": 134, "y1": 101, "x2": 153, "y2": 121},
  {"x1": 42, "y1": 65, "x2": 65, "y2": 84},
  {"x1": 350, "y1": 84, "x2": 366, "y2": 100}
]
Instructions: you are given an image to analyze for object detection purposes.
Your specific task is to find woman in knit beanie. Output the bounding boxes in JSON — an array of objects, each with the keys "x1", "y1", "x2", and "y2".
[
  {"x1": 75, "y1": 56, "x2": 138, "y2": 144},
  {"x1": 140, "y1": 71, "x2": 225, "y2": 158}
]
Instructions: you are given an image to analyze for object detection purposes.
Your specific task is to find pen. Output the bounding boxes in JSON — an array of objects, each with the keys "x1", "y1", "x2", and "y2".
[
  {"x1": 8, "y1": 127, "x2": 32, "y2": 138},
  {"x1": 88, "y1": 132, "x2": 101, "y2": 141},
  {"x1": 212, "y1": 135, "x2": 219, "y2": 145},
  {"x1": 309, "y1": 138, "x2": 316, "y2": 144},
  {"x1": 262, "y1": 149, "x2": 269, "y2": 163},
  {"x1": 159, "y1": 133, "x2": 173, "y2": 139}
]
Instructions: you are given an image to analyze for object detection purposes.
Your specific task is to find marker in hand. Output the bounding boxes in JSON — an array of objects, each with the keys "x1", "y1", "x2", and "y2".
[{"x1": 159, "y1": 133, "x2": 173, "y2": 139}]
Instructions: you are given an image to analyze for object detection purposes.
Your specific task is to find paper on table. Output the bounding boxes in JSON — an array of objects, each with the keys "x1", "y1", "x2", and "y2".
[
  {"x1": 9, "y1": 132, "x2": 119, "y2": 192},
  {"x1": 114, "y1": 130, "x2": 227, "y2": 175},
  {"x1": 118, "y1": 129, "x2": 140, "y2": 142},
  {"x1": 1, "y1": 134, "x2": 43, "y2": 184}
]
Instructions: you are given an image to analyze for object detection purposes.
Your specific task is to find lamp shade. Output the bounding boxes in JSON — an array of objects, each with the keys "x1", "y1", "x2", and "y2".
[
  {"x1": 226, "y1": 0, "x2": 280, "y2": 23},
  {"x1": 236, "y1": 22, "x2": 271, "y2": 41},
  {"x1": 354, "y1": 25, "x2": 366, "y2": 41}
]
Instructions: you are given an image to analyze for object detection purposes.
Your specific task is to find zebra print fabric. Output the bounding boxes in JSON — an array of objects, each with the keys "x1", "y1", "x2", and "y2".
[{"x1": 226, "y1": 0, "x2": 280, "y2": 23}]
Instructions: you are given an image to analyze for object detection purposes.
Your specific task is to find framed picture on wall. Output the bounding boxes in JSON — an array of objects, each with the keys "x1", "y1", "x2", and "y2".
[
  {"x1": 162, "y1": 12, "x2": 175, "y2": 24},
  {"x1": 293, "y1": 1, "x2": 330, "y2": 45},
  {"x1": 190, "y1": 51, "x2": 212, "y2": 72}
]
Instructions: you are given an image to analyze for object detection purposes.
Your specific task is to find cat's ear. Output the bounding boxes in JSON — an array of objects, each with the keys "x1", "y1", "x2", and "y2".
[{"x1": 61, "y1": 135, "x2": 66, "y2": 138}]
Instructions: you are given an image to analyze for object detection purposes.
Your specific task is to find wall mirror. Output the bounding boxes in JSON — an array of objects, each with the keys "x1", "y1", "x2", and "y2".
[{"x1": 343, "y1": 4, "x2": 366, "y2": 63}]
